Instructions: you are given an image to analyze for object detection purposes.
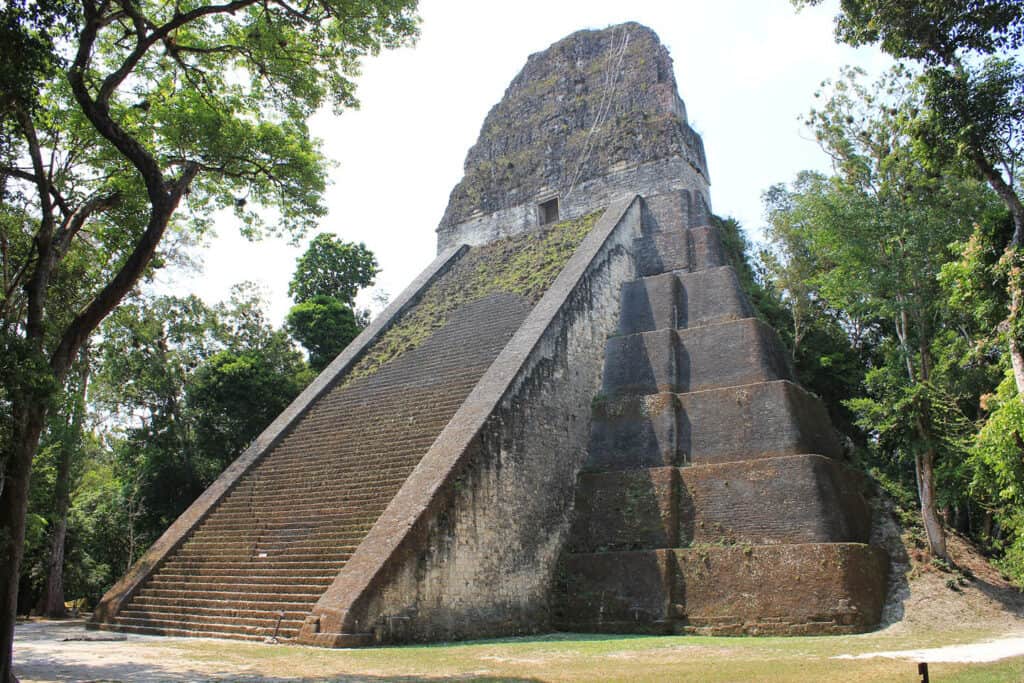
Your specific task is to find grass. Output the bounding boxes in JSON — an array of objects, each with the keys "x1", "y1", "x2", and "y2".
[{"x1": 116, "y1": 627, "x2": 1024, "y2": 682}]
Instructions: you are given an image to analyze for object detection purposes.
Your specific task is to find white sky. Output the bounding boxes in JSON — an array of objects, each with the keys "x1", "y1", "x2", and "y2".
[{"x1": 161, "y1": 0, "x2": 891, "y2": 324}]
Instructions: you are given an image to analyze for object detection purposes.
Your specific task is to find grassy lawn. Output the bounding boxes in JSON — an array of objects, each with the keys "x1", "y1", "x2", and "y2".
[{"x1": 155, "y1": 628, "x2": 1024, "y2": 682}]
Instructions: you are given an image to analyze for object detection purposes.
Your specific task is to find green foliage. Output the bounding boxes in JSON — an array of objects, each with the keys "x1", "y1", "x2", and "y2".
[
  {"x1": 762, "y1": 65, "x2": 1015, "y2": 560},
  {"x1": 0, "y1": 0, "x2": 72, "y2": 116},
  {"x1": 187, "y1": 339, "x2": 306, "y2": 480},
  {"x1": 968, "y1": 372, "x2": 1024, "y2": 582},
  {"x1": 914, "y1": 57, "x2": 1024, "y2": 181},
  {"x1": 793, "y1": 0, "x2": 1024, "y2": 63},
  {"x1": 91, "y1": 287, "x2": 307, "y2": 553},
  {"x1": 941, "y1": 218, "x2": 1014, "y2": 339},
  {"x1": 792, "y1": 0, "x2": 1024, "y2": 571},
  {"x1": 289, "y1": 234, "x2": 379, "y2": 305},
  {"x1": 286, "y1": 295, "x2": 361, "y2": 371}
]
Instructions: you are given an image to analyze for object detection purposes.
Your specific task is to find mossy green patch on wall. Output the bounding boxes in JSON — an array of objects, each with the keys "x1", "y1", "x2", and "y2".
[{"x1": 343, "y1": 211, "x2": 601, "y2": 384}]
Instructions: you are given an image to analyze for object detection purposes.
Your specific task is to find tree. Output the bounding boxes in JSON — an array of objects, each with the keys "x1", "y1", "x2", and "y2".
[
  {"x1": 285, "y1": 233, "x2": 378, "y2": 369},
  {"x1": 92, "y1": 288, "x2": 306, "y2": 548},
  {"x1": 286, "y1": 294, "x2": 361, "y2": 370},
  {"x1": 0, "y1": 0, "x2": 418, "y2": 676},
  {"x1": 764, "y1": 68, "x2": 1005, "y2": 559},
  {"x1": 39, "y1": 346, "x2": 90, "y2": 618},
  {"x1": 288, "y1": 234, "x2": 378, "y2": 306},
  {"x1": 794, "y1": 0, "x2": 1024, "y2": 394}
]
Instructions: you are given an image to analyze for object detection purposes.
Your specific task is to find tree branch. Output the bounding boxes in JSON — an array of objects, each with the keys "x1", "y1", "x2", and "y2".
[
  {"x1": 1, "y1": 166, "x2": 73, "y2": 218},
  {"x1": 96, "y1": 0, "x2": 258, "y2": 105},
  {"x1": 14, "y1": 106, "x2": 57, "y2": 344},
  {"x1": 49, "y1": 163, "x2": 198, "y2": 379},
  {"x1": 53, "y1": 191, "x2": 122, "y2": 259}
]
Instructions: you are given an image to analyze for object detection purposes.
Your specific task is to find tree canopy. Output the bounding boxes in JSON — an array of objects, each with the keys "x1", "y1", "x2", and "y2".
[
  {"x1": 288, "y1": 233, "x2": 378, "y2": 305},
  {"x1": 0, "y1": 0, "x2": 417, "y2": 677},
  {"x1": 793, "y1": 0, "x2": 1024, "y2": 63},
  {"x1": 795, "y1": 0, "x2": 1024, "y2": 396}
]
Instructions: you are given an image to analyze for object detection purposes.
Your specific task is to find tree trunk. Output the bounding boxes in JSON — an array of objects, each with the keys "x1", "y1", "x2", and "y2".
[
  {"x1": 40, "y1": 459, "x2": 70, "y2": 618},
  {"x1": 915, "y1": 446, "x2": 948, "y2": 561},
  {"x1": 40, "y1": 349, "x2": 88, "y2": 619},
  {"x1": 0, "y1": 403, "x2": 47, "y2": 683}
]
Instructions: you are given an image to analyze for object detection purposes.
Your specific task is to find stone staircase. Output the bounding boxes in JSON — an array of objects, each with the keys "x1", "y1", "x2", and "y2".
[
  {"x1": 93, "y1": 291, "x2": 534, "y2": 641},
  {"x1": 557, "y1": 202, "x2": 888, "y2": 635}
]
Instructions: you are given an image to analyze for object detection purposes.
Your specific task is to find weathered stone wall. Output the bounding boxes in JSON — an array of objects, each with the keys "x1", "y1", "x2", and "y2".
[
  {"x1": 319, "y1": 199, "x2": 642, "y2": 643},
  {"x1": 437, "y1": 23, "x2": 710, "y2": 251},
  {"x1": 560, "y1": 545, "x2": 889, "y2": 635},
  {"x1": 569, "y1": 456, "x2": 873, "y2": 553},
  {"x1": 439, "y1": 158, "x2": 709, "y2": 250}
]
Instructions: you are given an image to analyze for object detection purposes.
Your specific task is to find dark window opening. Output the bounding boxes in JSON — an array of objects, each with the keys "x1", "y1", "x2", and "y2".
[{"x1": 539, "y1": 198, "x2": 560, "y2": 225}]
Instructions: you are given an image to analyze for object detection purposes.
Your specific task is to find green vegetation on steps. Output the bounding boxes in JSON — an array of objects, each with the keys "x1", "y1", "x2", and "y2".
[{"x1": 343, "y1": 211, "x2": 601, "y2": 384}]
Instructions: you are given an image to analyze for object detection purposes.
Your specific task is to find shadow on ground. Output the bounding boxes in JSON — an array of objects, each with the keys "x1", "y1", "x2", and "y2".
[{"x1": 14, "y1": 619, "x2": 546, "y2": 683}]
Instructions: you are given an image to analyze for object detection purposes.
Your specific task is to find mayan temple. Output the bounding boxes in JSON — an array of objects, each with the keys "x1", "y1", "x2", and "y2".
[{"x1": 90, "y1": 23, "x2": 889, "y2": 644}]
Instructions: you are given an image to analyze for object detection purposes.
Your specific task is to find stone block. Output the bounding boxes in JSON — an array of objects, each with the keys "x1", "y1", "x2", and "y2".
[
  {"x1": 603, "y1": 319, "x2": 792, "y2": 396},
  {"x1": 676, "y1": 266, "x2": 754, "y2": 329},
  {"x1": 679, "y1": 380, "x2": 842, "y2": 464},
  {"x1": 635, "y1": 225, "x2": 725, "y2": 277},
  {"x1": 641, "y1": 190, "x2": 691, "y2": 235},
  {"x1": 570, "y1": 456, "x2": 870, "y2": 551},
  {"x1": 557, "y1": 550, "x2": 675, "y2": 632},
  {"x1": 618, "y1": 273, "x2": 680, "y2": 335},
  {"x1": 680, "y1": 455, "x2": 872, "y2": 546},
  {"x1": 635, "y1": 229, "x2": 688, "y2": 276},
  {"x1": 687, "y1": 226, "x2": 725, "y2": 272},
  {"x1": 588, "y1": 393, "x2": 680, "y2": 469},
  {"x1": 590, "y1": 381, "x2": 842, "y2": 470},
  {"x1": 570, "y1": 467, "x2": 680, "y2": 551},
  {"x1": 672, "y1": 543, "x2": 888, "y2": 633},
  {"x1": 602, "y1": 327, "x2": 680, "y2": 395}
]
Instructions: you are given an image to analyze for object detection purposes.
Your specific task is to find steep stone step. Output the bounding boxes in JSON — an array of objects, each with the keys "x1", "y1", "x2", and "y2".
[
  {"x1": 121, "y1": 603, "x2": 308, "y2": 621},
  {"x1": 152, "y1": 572, "x2": 335, "y2": 587},
  {"x1": 216, "y1": 483, "x2": 412, "y2": 505},
  {"x1": 143, "y1": 579, "x2": 327, "y2": 595},
  {"x1": 169, "y1": 549, "x2": 352, "y2": 563},
  {"x1": 588, "y1": 380, "x2": 841, "y2": 470},
  {"x1": 158, "y1": 568, "x2": 337, "y2": 581},
  {"x1": 158, "y1": 559, "x2": 346, "y2": 572},
  {"x1": 196, "y1": 508, "x2": 385, "y2": 523},
  {"x1": 118, "y1": 610, "x2": 306, "y2": 633},
  {"x1": 172, "y1": 549, "x2": 357, "y2": 564},
  {"x1": 138, "y1": 587, "x2": 323, "y2": 603},
  {"x1": 129, "y1": 594, "x2": 313, "y2": 612},
  {"x1": 557, "y1": 544, "x2": 888, "y2": 636},
  {"x1": 602, "y1": 318, "x2": 792, "y2": 396},
  {"x1": 569, "y1": 455, "x2": 871, "y2": 553},
  {"x1": 184, "y1": 530, "x2": 371, "y2": 547},
  {"x1": 95, "y1": 621, "x2": 277, "y2": 642},
  {"x1": 618, "y1": 267, "x2": 755, "y2": 335},
  {"x1": 635, "y1": 226, "x2": 724, "y2": 276},
  {"x1": 233, "y1": 463, "x2": 421, "y2": 482},
  {"x1": 194, "y1": 514, "x2": 379, "y2": 528}
]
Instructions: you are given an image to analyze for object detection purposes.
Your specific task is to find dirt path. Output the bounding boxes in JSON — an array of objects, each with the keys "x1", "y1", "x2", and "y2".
[
  {"x1": 834, "y1": 635, "x2": 1024, "y2": 664},
  {"x1": 13, "y1": 620, "x2": 268, "y2": 683}
]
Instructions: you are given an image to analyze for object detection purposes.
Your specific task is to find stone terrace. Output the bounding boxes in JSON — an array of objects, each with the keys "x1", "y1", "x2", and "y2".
[{"x1": 92, "y1": 261, "x2": 546, "y2": 641}]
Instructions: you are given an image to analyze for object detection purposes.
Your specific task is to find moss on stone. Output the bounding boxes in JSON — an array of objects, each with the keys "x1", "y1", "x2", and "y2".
[{"x1": 342, "y1": 211, "x2": 601, "y2": 385}]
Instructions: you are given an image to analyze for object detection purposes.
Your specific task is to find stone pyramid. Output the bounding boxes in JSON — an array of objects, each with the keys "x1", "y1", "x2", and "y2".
[{"x1": 90, "y1": 22, "x2": 888, "y2": 645}]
